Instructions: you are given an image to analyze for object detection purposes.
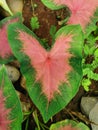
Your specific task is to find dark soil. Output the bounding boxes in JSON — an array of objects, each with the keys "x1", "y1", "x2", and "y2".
[
  {"x1": 1, "y1": 0, "x2": 98, "y2": 130},
  {"x1": 23, "y1": 0, "x2": 69, "y2": 45}
]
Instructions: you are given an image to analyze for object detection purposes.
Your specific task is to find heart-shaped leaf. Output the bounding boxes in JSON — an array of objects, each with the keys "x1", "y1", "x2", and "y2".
[
  {"x1": 50, "y1": 119, "x2": 90, "y2": 130},
  {"x1": 41, "y1": 0, "x2": 98, "y2": 36},
  {"x1": 0, "y1": 13, "x2": 22, "y2": 64},
  {"x1": 0, "y1": 65, "x2": 23, "y2": 130},
  {"x1": 8, "y1": 23, "x2": 83, "y2": 122}
]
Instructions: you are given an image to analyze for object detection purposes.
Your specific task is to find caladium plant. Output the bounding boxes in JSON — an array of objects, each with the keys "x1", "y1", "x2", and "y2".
[
  {"x1": 41, "y1": 0, "x2": 98, "y2": 37},
  {"x1": 0, "y1": 65, "x2": 23, "y2": 130},
  {"x1": 50, "y1": 119, "x2": 90, "y2": 130},
  {"x1": 0, "y1": 86, "x2": 11, "y2": 130},
  {"x1": 8, "y1": 22, "x2": 83, "y2": 122},
  {"x1": 0, "y1": 13, "x2": 22, "y2": 64}
]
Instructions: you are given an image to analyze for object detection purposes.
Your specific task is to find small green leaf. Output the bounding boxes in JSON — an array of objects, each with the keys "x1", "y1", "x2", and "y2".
[
  {"x1": 94, "y1": 49, "x2": 98, "y2": 58},
  {"x1": 30, "y1": 16, "x2": 40, "y2": 30},
  {"x1": 49, "y1": 25, "x2": 56, "y2": 42},
  {"x1": 82, "y1": 78, "x2": 91, "y2": 91},
  {"x1": 83, "y1": 68, "x2": 98, "y2": 81},
  {"x1": 83, "y1": 68, "x2": 91, "y2": 76},
  {"x1": 84, "y1": 44, "x2": 90, "y2": 56}
]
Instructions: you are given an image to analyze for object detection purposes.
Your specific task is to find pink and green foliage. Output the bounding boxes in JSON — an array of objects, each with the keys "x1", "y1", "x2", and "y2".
[
  {"x1": 62, "y1": 0, "x2": 98, "y2": 29},
  {"x1": 0, "y1": 66, "x2": 23, "y2": 130},
  {"x1": 18, "y1": 30, "x2": 73, "y2": 101},
  {"x1": 0, "y1": 13, "x2": 22, "y2": 64},
  {"x1": 41, "y1": 0, "x2": 98, "y2": 35},
  {"x1": 8, "y1": 23, "x2": 83, "y2": 122},
  {"x1": 0, "y1": 88, "x2": 11, "y2": 130},
  {"x1": 58, "y1": 125, "x2": 78, "y2": 130},
  {"x1": 50, "y1": 119, "x2": 90, "y2": 130}
]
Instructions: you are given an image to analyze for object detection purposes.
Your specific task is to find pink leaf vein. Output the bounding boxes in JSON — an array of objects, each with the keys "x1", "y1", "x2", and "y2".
[{"x1": 18, "y1": 30, "x2": 73, "y2": 101}]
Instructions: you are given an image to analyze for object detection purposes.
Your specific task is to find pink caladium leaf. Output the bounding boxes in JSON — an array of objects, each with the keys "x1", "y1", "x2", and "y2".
[
  {"x1": 0, "y1": 65, "x2": 23, "y2": 130},
  {"x1": 41, "y1": 0, "x2": 98, "y2": 36},
  {"x1": 50, "y1": 119, "x2": 90, "y2": 130},
  {"x1": 18, "y1": 30, "x2": 73, "y2": 101},
  {"x1": 8, "y1": 23, "x2": 83, "y2": 122},
  {"x1": 0, "y1": 88, "x2": 11, "y2": 130},
  {"x1": 0, "y1": 13, "x2": 22, "y2": 64}
]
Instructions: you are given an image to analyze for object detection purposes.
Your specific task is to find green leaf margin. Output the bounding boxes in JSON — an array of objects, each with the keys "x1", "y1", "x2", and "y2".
[
  {"x1": 0, "y1": 65, "x2": 23, "y2": 130},
  {"x1": 85, "y1": 8, "x2": 98, "y2": 38},
  {"x1": 0, "y1": 13, "x2": 22, "y2": 64},
  {"x1": 41, "y1": 0, "x2": 98, "y2": 38},
  {"x1": 50, "y1": 119, "x2": 90, "y2": 130},
  {"x1": 41, "y1": 0, "x2": 64, "y2": 10},
  {"x1": 8, "y1": 23, "x2": 83, "y2": 123}
]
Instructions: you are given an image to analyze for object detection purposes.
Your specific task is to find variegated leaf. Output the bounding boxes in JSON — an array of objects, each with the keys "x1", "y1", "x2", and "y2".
[
  {"x1": 0, "y1": 65, "x2": 23, "y2": 130},
  {"x1": 41, "y1": 0, "x2": 98, "y2": 37},
  {"x1": 50, "y1": 119, "x2": 90, "y2": 130},
  {"x1": 0, "y1": 13, "x2": 22, "y2": 64},
  {"x1": 8, "y1": 23, "x2": 83, "y2": 122}
]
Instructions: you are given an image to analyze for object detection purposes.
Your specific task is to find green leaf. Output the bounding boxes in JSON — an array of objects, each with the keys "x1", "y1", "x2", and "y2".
[
  {"x1": 41, "y1": 0, "x2": 64, "y2": 10},
  {"x1": 50, "y1": 119, "x2": 90, "y2": 130},
  {"x1": 88, "y1": 71, "x2": 98, "y2": 81},
  {"x1": 83, "y1": 68, "x2": 98, "y2": 81},
  {"x1": 49, "y1": 25, "x2": 57, "y2": 42},
  {"x1": 85, "y1": 8, "x2": 98, "y2": 38},
  {"x1": 8, "y1": 23, "x2": 83, "y2": 123},
  {"x1": 94, "y1": 49, "x2": 98, "y2": 58},
  {"x1": 0, "y1": 65, "x2": 23, "y2": 130},
  {"x1": 83, "y1": 44, "x2": 90, "y2": 56},
  {"x1": 50, "y1": 25, "x2": 56, "y2": 37},
  {"x1": 82, "y1": 78, "x2": 91, "y2": 91},
  {"x1": 30, "y1": 16, "x2": 40, "y2": 30},
  {"x1": 91, "y1": 58, "x2": 98, "y2": 70}
]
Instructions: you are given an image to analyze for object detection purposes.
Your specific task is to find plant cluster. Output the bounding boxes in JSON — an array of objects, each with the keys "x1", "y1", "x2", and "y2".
[{"x1": 0, "y1": 0, "x2": 98, "y2": 130}]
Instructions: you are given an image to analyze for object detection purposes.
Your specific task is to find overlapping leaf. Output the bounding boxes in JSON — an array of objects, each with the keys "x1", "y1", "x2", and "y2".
[
  {"x1": 0, "y1": 65, "x2": 23, "y2": 130},
  {"x1": 41, "y1": 0, "x2": 64, "y2": 10},
  {"x1": 41, "y1": 0, "x2": 98, "y2": 37},
  {"x1": 50, "y1": 119, "x2": 90, "y2": 130},
  {"x1": 0, "y1": 13, "x2": 22, "y2": 64},
  {"x1": 8, "y1": 23, "x2": 83, "y2": 122}
]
